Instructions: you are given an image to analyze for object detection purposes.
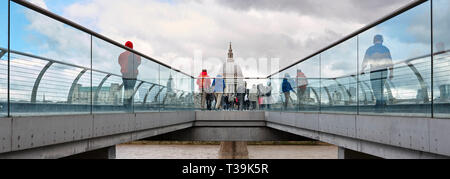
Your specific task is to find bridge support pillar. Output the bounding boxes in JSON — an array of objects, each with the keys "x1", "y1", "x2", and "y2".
[
  {"x1": 338, "y1": 147, "x2": 380, "y2": 159},
  {"x1": 219, "y1": 142, "x2": 249, "y2": 159},
  {"x1": 64, "y1": 146, "x2": 116, "y2": 159}
]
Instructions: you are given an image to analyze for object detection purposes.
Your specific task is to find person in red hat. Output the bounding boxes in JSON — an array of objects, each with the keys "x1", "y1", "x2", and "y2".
[
  {"x1": 196, "y1": 69, "x2": 212, "y2": 109},
  {"x1": 118, "y1": 41, "x2": 141, "y2": 111}
]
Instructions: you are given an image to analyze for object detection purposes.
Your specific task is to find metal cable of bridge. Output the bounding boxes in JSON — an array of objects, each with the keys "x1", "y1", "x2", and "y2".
[
  {"x1": 0, "y1": 50, "x2": 6, "y2": 59},
  {"x1": 351, "y1": 75, "x2": 369, "y2": 104},
  {"x1": 333, "y1": 79, "x2": 353, "y2": 105},
  {"x1": 142, "y1": 84, "x2": 157, "y2": 106},
  {"x1": 162, "y1": 90, "x2": 170, "y2": 105},
  {"x1": 93, "y1": 74, "x2": 112, "y2": 105},
  {"x1": 31, "y1": 61, "x2": 53, "y2": 103},
  {"x1": 179, "y1": 92, "x2": 186, "y2": 99},
  {"x1": 358, "y1": 76, "x2": 394, "y2": 105},
  {"x1": 322, "y1": 86, "x2": 333, "y2": 106},
  {"x1": 67, "y1": 69, "x2": 88, "y2": 104},
  {"x1": 361, "y1": 80, "x2": 376, "y2": 102},
  {"x1": 154, "y1": 87, "x2": 166, "y2": 103},
  {"x1": 406, "y1": 61, "x2": 430, "y2": 103},
  {"x1": 131, "y1": 81, "x2": 145, "y2": 98},
  {"x1": 309, "y1": 87, "x2": 321, "y2": 105}
]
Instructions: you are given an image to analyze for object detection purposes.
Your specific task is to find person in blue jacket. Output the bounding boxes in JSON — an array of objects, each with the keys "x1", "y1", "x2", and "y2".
[
  {"x1": 212, "y1": 74, "x2": 226, "y2": 110},
  {"x1": 282, "y1": 73, "x2": 295, "y2": 109},
  {"x1": 361, "y1": 34, "x2": 394, "y2": 111}
]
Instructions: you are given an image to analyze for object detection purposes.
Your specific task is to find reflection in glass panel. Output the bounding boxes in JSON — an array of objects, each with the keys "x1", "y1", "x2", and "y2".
[
  {"x1": 92, "y1": 71, "x2": 124, "y2": 113},
  {"x1": 193, "y1": 68, "x2": 205, "y2": 110},
  {"x1": 188, "y1": 75, "x2": 195, "y2": 110},
  {"x1": 134, "y1": 82, "x2": 160, "y2": 112},
  {"x1": 10, "y1": 2, "x2": 91, "y2": 67},
  {"x1": 69, "y1": 69, "x2": 91, "y2": 107},
  {"x1": 245, "y1": 79, "x2": 269, "y2": 111},
  {"x1": 159, "y1": 66, "x2": 170, "y2": 111},
  {"x1": 269, "y1": 77, "x2": 281, "y2": 111},
  {"x1": 190, "y1": 76, "x2": 194, "y2": 109},
  {"x1": 277, "y1": 65, "x2": 297, "y2": 112},
  {"x1": 9, "y1": 53, "x2": 92, "y2": 116},
  {"x1": 296, "y1": 55, "x2": 321, "y2": 113},
  {"x1": 269, "y1": 74, "x2": 281, "y2": 111},
  {"x1": 0, "y1": 0, "x2": 8, "y2": 116},
  {"x1": 161, "y1": 70, "x2": 195, "y2": 111},
  {"x1": 163, "y1": 70, "x2": 182, "y2": 111},
  {"x1": 92, "y1": 37, "x2": 140, "y2": 113},
  {"x1": 321, "y1": 37, "x2": 358, "y2": 114},
  {"x1": 433, "y1": 0, "x2": 450, "y2": 118},
  {"x1": 10, "y1": 2, "x2": 91, "y2": 116},
  {"x1": 134, "y1": 57, "x2": 159, "y2": 112},
  {"x1": 359, "y1": 1, "x2": 431, "y2": 117},
  {"x1": 175, "y1": 73, "x2": 194, "y2": 110}
]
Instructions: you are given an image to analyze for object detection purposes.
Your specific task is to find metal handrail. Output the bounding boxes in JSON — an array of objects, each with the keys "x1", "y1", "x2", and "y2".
[
  {"x1": 3, "y1": 48, "x2": 165, "y2": 86},
  {"x1": 267, "y1": 0, "x2": 428, "y2": 78},
  {"x1": 271, "y1": 50, "x2": 450, "y2": 104},
  {"x1": 0, "y1": 48, "x2": 193, "y2": 105},
  {"x1": 3, "y1": 47, "x2": 121, "y2": 79},
  {"x1": 10, "y1": 0, "x2": 194, "y2": 79},
  {"x1": 271, "y1": 49, "x2": 450, "y2": 81}
]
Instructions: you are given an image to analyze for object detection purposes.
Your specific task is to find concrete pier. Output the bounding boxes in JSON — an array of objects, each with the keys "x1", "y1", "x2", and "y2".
[{"x1": 219, "y1": 141, "x2": 249, "y2": 159}]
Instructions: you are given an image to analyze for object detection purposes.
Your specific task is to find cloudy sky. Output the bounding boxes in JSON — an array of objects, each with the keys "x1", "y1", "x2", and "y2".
[{"x1": 24, "y1": 0, "x2": 415, "y2": 77}]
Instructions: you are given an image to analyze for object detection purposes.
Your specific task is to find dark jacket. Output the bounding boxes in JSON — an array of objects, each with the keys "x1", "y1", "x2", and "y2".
[
  {"x1": 282, "y1": 78, "x2": 294, "y2": 93},
  {"x1": 212, "y1": 77, "x2": 225, "y2": 93}
]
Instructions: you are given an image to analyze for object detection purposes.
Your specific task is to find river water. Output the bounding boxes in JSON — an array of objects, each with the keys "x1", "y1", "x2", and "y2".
[{"x1": 116, "y1": 144, "x2": 338, "y2": 159}]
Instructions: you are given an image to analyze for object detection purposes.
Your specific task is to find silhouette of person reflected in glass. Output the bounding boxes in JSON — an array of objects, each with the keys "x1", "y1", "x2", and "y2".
[
  {"x1": 361, "y1": 35, "x2": 394, "y2": 111},
  {"x1": 196, "y1": 69, "x2": 211, "y2": 110},
  {"x1": 119, "y1": 41, "x2": 141, "y2": 111},
  {"x1": 296, "y1": 69, "x2": 308, "y2": 110}
]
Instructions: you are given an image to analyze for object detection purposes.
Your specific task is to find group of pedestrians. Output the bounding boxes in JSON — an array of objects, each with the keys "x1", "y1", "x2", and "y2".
[
  {"x1": 249, "y1": 83, "x2": 273, "y2": 110},
  {"x1": 281, "y1": 70, "x2": 309, "y2": 109},
  {"x1": 196, "y1": 70, "x2": 274, "y2": 111}
]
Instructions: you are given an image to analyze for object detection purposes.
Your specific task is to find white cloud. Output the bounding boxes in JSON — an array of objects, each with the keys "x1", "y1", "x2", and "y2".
[
  {"x1": 22, "y1": 1, "x2": 91, "y2": 67},
  {"x1": 60, "y1": 0, "x2": 371, "y2": 77},
  {"x1": 25, "y1": 0, "x2": 415, "y2": 78},
  {"x1": 27, "y1": 0, "x2": 48, "y2": 10}
]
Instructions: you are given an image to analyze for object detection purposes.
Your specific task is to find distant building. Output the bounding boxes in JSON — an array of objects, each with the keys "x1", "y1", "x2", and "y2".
[{"x1": 71, "y1": 83, "x2": 122, "y2": 104}]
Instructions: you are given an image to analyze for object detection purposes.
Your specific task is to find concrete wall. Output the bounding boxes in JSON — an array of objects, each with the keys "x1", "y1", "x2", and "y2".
[
  {"x1": 1, "y1": 110, "x2": 449, "y2": 159},
  {"x1": 146, "y1": 127, "x2": 311, "y2": 142},
  {"x1": 195, "y1": 111, "x2": 266, "y2": 127},
  {"x1": 179, "y1": 111, "x2": 310, "y2": 141},
  {"x1": 266, "y1": 112, "x2": 450, "y2": 159},
  {"x1": 0, "y1": 111, "x2": 195, "y2": 159},
  {"x1": 0, "y1": 118, "x2": 12, "y2": 154}
]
